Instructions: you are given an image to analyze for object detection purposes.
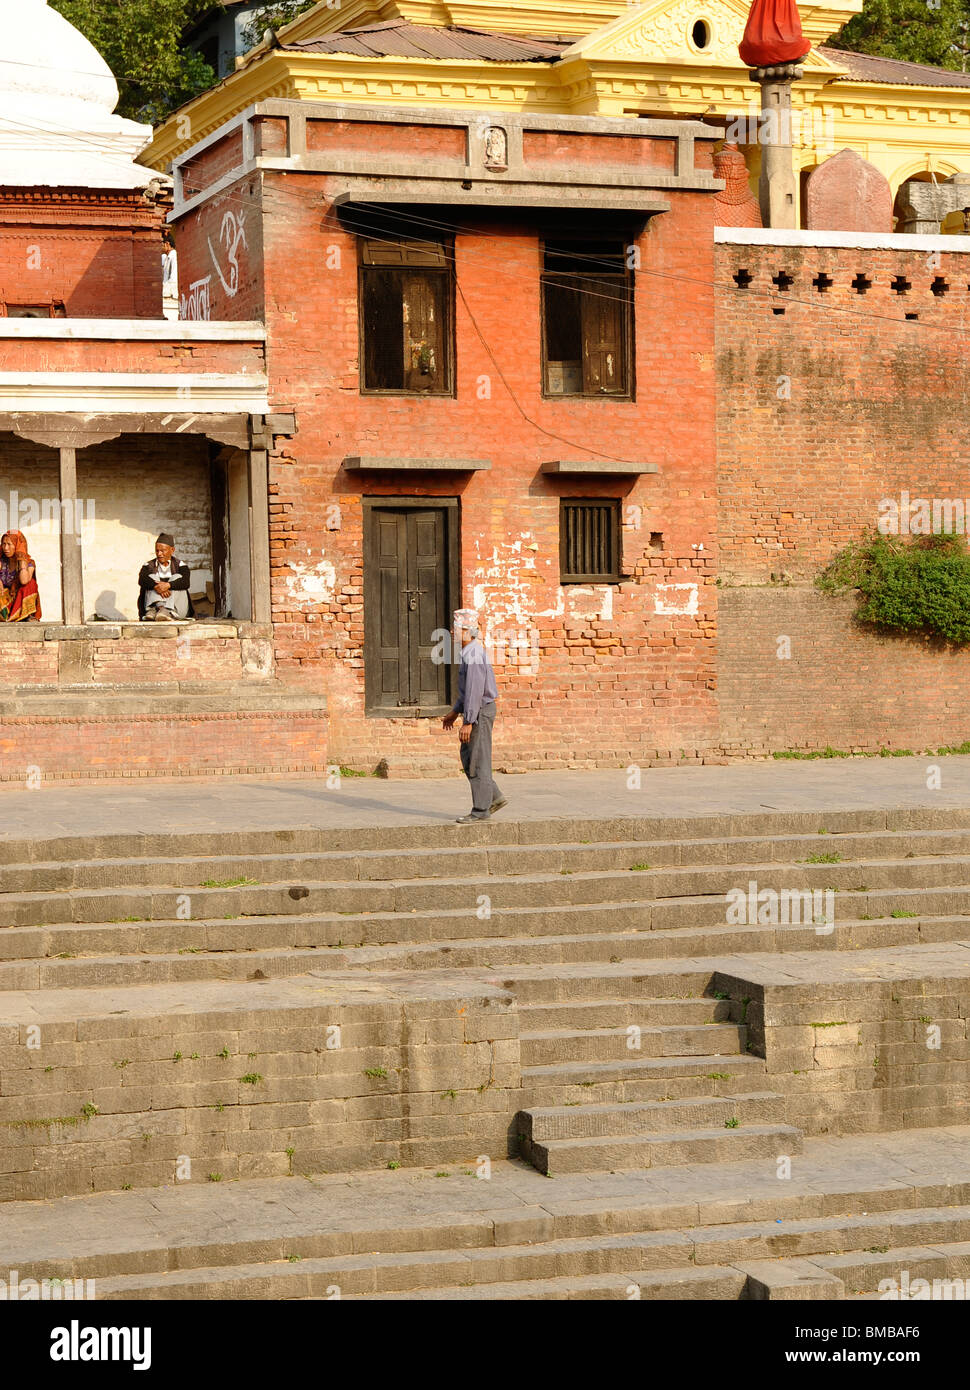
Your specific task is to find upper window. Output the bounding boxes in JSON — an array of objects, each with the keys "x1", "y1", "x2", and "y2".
[
  {"x1": 3, "y1": 304, "x2": 57, "y2": 318},
  {"x1": 560, "y1": 499, "x2": 622, "y2": 583},
  {"x1": 541, "y1": 240, "x2": 632, "y2": 399},
  {"x1": 360, "y1": 236, "x2": 454, "y2": 395}
]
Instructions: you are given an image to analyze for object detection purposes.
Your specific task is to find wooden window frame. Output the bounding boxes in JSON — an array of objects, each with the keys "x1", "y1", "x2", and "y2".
[
  {"x1": 540, "y1": 239, "x2": 634, "y2": 401},
  {"x1": 358, "y1": 237, "x2": 456, "y2": 398},
  {"x1": 559, "y1": 498, "x2": 623, "y2": 583}
]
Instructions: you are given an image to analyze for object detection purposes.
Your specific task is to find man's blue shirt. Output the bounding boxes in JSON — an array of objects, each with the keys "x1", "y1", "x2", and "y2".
[{"x1": 452, "y1": 638, "x2": 498, "y2": 725}]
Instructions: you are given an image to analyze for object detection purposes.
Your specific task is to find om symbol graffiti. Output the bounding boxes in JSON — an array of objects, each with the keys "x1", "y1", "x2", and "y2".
[{"x1": 207, "y1": 211, "x2": 248, "y2": 298}]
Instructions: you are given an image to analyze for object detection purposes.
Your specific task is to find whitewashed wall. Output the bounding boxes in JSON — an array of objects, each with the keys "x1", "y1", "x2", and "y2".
[{"x1": 0, "y1": 435, "x2": 214, "y2": 623}]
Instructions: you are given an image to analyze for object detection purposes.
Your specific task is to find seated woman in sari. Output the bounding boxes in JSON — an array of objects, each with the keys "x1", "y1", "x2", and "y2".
[{"x1": 0, "y1": 530, "x2": 41, "y2": 621}]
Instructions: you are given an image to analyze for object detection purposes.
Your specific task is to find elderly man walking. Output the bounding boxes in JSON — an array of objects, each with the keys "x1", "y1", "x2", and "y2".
[{"x1": 441, "y1": 610, "x2": 507, "y2": 824}]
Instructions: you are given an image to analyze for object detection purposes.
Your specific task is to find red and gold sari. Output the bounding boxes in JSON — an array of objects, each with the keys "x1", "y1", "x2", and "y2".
[{"x1": 0, "y1": 531, "x2": 41, "y2": 621}]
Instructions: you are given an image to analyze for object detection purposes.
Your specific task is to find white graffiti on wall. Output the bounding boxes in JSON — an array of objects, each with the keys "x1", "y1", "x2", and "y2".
[
  {"x1": 208, "y1": 211, "x2": 248, "y2": 298},
  {"x1": 655, "y1": 583, "x2": 699, "y2": 616},
  {"x1": 180, "y1": 275, "x2": 211, "y2": 321},
  {"x1": 284, "y1": 557, "x2": 337, "y2": 606}
]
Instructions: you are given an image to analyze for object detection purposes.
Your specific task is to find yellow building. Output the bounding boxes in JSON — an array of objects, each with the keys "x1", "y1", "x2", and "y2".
[{"x1": 145, "y1": 0, "x2": 970, "y2": 226}]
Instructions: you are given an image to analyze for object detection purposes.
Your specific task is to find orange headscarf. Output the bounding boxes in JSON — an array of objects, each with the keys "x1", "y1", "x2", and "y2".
[{"x1": 1, "y1": 531, "x2": 29, "y2": 561}]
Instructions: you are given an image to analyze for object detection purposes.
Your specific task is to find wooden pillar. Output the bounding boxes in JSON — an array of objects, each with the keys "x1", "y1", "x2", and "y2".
[
  {"x1": 58, "y1": 445, "x2": 84, "y2": 624},
  {"x1": 248, "y1": 421, "x2": 271, "y2": 625}
]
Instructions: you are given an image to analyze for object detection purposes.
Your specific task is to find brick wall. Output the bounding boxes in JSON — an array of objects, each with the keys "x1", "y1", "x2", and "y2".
[
  {"x1": 0, "y1": 190, "x2": 166, "y2": 319},
  {"x1": 716, "y1": 240, "x2": 970, "y2": 584},
  {"x1": 719, "y1": 588, "x2": 970, "y2": 755},
  {"x1": 0, "y1": 709, "x2": 327, "y2": 783},
  {"x1": 715, "y1": 238, "x2": 970, "y2": 757}
]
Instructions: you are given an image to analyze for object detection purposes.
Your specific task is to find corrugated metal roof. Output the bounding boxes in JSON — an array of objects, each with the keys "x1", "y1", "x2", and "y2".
[
  {"x1": 286, "y1": 21, "x2": 570, "y2": 63},
  {"x1": 820, "y1": 46, "x2": 970, "y2": 88}
]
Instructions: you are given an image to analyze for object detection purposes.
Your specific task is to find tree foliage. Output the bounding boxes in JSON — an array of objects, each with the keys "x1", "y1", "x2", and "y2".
[
  {"x1": 240, "y1": 1, "x2": 319, "y2": 51},
  {"x1": 50, "y1": 0, "x2": 217, "y2": 124},
  {"x1": 829, "y1": 0, "x2": 970, "y2": 72}
]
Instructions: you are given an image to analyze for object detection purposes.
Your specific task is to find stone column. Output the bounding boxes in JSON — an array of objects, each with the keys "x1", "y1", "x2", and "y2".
[
  {"x1": 752, "y1": 63, "x2": 803, "y2": 230},
  {"x1": 58, "y1": 445, "x2": 84, "y2": 624}
]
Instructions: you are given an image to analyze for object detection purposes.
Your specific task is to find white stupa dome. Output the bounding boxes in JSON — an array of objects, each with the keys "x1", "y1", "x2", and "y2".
[{"x1": 0, "y1": 0, "x2": 156, "y2": 188}]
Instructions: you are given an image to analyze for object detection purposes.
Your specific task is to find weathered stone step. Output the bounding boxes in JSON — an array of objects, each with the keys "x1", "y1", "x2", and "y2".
[
  {"x1": 811, "y1": 1241, "x2": 970, "y2": 1296},
  {"x1": 5, "y1": 860, "x2": 970, "y2": 928},
  {"x1": 521, "y1": 1122, "x2": 803, "y2": 1175},
  {"x1": 6, "y1": 806, "x2": 969, "y2": 868},
  {"x1": 518, "y1": 1092, "x2": 786, "y2": 1141},
  {"x1": 519, "y1": 1023, "x2": 745, "y2": 1067},
  {"x1": 520, "y1": 1052, "x2": 767, "y2": 1100},
  {"x1": 347, "y1": 1265, "x2": 748, "y2": 1300},
  {"x1": 8, "y1": 825, "x2": 970, "y2": 892},
  {"x1": 519, "y1": 997, "x2": 731, "y2": 1029},
  {"x1": 5, "y1": 907, "x2": 967, "y2": 987}
]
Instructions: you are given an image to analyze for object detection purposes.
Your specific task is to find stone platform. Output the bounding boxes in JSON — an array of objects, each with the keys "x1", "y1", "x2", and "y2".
[{"x1": 1, "y1": 763, "x2": 969, "y2": 1298}]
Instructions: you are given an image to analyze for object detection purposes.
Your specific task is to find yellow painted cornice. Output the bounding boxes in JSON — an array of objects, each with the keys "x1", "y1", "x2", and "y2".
[{"x1": 275, "y1": 0, "x2": 861, "y2": 42}]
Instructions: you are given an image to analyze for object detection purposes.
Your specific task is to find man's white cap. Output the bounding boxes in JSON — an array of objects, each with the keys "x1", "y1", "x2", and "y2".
[{"x1": 453, "y1": 608, "x2": 480, "y2": 634}]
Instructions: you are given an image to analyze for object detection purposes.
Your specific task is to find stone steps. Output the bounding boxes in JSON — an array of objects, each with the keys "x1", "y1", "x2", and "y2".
[
  {"x1": 518, "y1": 1092, "x2": 786, "y2": 1140},
  {"x1": 4, "y1": 911, "x2": 968, "y2": 991},
  {"x1": 519, "y1": 1122, "x2": 803, "y2": 1175},
  {"x1": 4, "y1": 858, "x2": 970, "y2": 929},
  {"x1": 345, "y1": 1266, "x2": 748, "y2": 1300},
  {"x1": 77, "y1": 1208, "x2": 970, "y2": 1301},
  {"x1": 6, "y1": 825, "x2": 970, "y2": 892},
  {"x1": 519, "y1": 1022, "x2": 745, "y2": 1066},
  {"x1": 519, "y1": 1053, "x2": 769, "y2": 1107},
  {"x1": 5, "y1": 810, "x2": 970, "y2": 865},
  {"x1": 519, "y1": 997, "x2": 732, "y2": 1028}
]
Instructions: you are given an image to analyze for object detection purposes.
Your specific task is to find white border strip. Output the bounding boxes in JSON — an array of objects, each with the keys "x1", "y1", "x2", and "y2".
[
  {"x1": 0, "y1": 373, "x2": 270, "y2": 413},
  {"x1": 0, "y1": 320, "x2": 266, "y2": 340},
  {"x1": 715, "y1": 228, "x2": 970, "y2": 253}
]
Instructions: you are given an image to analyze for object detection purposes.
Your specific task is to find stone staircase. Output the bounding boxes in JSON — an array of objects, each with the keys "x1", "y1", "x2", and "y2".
[
  {"x1": 5, "y1": 1134, "x2": 970, "y2": 1300},
  {"x1": 2, "y1": 806, "x2": 970, "y2": 1297}
]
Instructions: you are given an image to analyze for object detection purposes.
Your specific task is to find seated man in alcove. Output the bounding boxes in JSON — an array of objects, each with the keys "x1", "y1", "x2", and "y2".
[{"x1": 138, "y1": 533, "x2": 194, "y2": 622}]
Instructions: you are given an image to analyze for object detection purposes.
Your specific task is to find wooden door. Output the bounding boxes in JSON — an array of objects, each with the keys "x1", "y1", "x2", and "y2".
[{"x1": 364, "y1": 504, "x2": 453, "y2": 713}]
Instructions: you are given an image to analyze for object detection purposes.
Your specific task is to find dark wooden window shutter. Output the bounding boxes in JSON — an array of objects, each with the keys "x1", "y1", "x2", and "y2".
[
  {"x1": 582, "y1": 279, "x2": 626, "y2": 395},
  {"x1": 560, "y1": 499, "x2": 621, "y2": 582}
]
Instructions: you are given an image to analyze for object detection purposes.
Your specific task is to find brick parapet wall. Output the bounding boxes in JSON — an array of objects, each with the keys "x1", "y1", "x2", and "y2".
[
  {"x1": 716, "y1": 241, "x2": 970, "y2": 585},
  {"x1": 0, "y1": 189, "x2": 168, "y2": 319},
  {"x1": 0, "y1": 710, "x2": 327, "y2": 783}
]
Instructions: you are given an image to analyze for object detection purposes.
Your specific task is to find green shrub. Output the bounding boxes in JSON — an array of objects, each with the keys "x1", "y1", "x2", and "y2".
[{"x1": 817, "y1": 531, "x2": 970, "y2": 644}]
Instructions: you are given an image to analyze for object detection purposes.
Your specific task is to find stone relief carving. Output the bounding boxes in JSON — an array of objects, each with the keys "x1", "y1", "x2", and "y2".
[{"x1": 483, "y1": 126, "x2": 508, "y2": 170}]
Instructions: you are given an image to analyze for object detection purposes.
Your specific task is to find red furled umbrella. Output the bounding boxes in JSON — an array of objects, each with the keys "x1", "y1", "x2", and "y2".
[{"x1": 738, "y1": 0, "x2": 811, "y2": 67}]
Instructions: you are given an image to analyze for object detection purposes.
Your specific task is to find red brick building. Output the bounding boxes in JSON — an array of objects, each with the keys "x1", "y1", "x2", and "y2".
[{"x1": 171, "y1": 101, "x2": 723, "y2": 773}]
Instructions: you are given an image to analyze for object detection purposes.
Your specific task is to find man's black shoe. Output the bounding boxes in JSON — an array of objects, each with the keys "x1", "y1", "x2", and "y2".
[{"x1": 455, "y1": 813, "x2": 489, "y2": 824}]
